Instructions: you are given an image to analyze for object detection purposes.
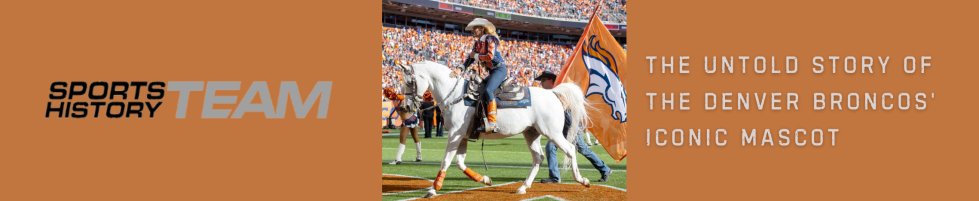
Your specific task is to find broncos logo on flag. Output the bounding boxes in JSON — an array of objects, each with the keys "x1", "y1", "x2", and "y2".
[{"x1": 581, "y1": 35, "x2": 627, "y2": 122}]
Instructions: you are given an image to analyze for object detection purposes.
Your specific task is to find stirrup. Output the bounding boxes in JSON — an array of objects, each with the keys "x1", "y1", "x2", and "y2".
[{"x1": 481, "y1": 117, "x2": 497, "y2": 133}]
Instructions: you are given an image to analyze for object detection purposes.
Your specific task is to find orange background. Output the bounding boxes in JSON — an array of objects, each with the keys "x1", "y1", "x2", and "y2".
[
  {"x1": 1, "y1": 1, "x2": 380, "y2": 200},
  {"x1": 2, "y1": 0, "x2": 978, "y2": 200},
  {"x1": 628, "y1": 0, "x2": 979, "y2": 200}
]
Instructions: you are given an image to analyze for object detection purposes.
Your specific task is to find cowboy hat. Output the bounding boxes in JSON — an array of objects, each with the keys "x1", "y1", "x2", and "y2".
[
  {"x1": 535, "y1": 71, "x2": 557, "y2": 81},
  {"x1": 465, "y1": 18, "x2": 496, "y2": 33}
]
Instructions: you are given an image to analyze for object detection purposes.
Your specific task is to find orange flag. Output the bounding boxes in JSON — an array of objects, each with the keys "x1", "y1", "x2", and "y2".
[{"x1": 556, "y1": 9, "x2": 628, "y2": 161}]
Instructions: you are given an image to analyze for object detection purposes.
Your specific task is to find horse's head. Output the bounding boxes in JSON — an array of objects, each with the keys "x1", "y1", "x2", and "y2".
[
  {"x1": 396, "y1": 63, "x2": 429, "y2": 113},
  {"x1": 396, "y1": 61, "x2": 463, "y2": 111}
]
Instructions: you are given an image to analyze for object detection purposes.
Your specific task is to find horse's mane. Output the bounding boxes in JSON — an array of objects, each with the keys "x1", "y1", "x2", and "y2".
[{"x1": 414, "y1": 61, "x2": 454, "y2": 80}]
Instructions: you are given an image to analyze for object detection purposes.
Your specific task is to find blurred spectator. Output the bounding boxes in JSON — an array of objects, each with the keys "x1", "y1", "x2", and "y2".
[{"x1": 439, "y1": 0, "x2": 627, "y2": 23}]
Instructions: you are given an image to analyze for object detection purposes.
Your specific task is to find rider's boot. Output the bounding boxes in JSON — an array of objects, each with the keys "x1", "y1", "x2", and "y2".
[{"x1": 483, "y1": 100, "x2": 498, "y2": 133}]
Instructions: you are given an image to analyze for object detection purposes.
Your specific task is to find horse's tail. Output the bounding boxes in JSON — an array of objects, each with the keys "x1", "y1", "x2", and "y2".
[{"x1": 550, "y1": 83, "x2": 592, "y2": 169}]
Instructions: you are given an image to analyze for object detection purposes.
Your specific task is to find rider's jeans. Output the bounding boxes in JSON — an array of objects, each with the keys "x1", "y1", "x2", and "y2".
[{"x1": 483, "y1": 65, "x2": 507, "y2": 102}]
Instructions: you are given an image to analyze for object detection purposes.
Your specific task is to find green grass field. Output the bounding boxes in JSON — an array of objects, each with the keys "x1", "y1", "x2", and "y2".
[{"x1": 381, "y1": 129, "x2": 626, "y2": 200}]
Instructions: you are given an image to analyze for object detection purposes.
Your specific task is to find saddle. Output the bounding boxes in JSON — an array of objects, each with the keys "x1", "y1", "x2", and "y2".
[
  {"x1": 462, "y1": 76, "x2": 532, "y2": 108},
  {"x1": 463, "y1": 75, "x2": 532, "y2": 141}
]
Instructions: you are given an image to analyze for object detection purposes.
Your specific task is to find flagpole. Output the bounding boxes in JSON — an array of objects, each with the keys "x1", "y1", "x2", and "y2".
[{"x1": 556, "y1": 4, "x2": 603, "y2": 83}]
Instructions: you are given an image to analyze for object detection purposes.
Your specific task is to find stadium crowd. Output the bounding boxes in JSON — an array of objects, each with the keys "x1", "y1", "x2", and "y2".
[
  {"x1": 439, "y1": 0, "x2": 627, "y2": 23},
  {"x1": 382, "y1": 25, "x2": 574, "y2": 91}
]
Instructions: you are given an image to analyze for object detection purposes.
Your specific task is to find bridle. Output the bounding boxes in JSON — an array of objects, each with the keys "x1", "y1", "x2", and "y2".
[
  {"x1": 398, "y1": 63, "x2": 472, "y2": 112},
  {"x1": 397, "y1": 64, "x2": 421, "y2": 113}
]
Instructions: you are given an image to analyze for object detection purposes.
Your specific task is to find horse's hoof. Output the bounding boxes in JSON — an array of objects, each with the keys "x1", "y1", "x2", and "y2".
[
  {"x1": 424, "y1": 189, "x2": 438, "y2": 198},
  {"x1": 580, "y1": 178, "x2": 591, "y2": 188},
  {"x1": 516, "y1": 185, "x2": 527, "y2": 194},
  {"x1": 482, "y1": 176, "x2": 493, "y2": 186}
]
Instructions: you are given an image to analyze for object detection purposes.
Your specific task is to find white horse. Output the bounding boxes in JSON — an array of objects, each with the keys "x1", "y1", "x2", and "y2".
[{"x1": 397, "y1": 61, "x2": 591, "y2": 197}]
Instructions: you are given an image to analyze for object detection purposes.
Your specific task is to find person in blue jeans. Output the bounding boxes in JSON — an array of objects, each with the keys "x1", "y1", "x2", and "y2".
[
  {"x1": 535, "y1": 72, "x2": 611, "y2": 183},
  {"x1": 463, "y1": 18, "x2": 506, "y2": 133}
]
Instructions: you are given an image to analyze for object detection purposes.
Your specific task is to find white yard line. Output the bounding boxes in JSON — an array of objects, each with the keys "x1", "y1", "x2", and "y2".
[
  {"x1": 381, "y1": 161, "x2": 626, "y2": 173},
  {"x1": 521, "y1": 195, "x2": 569, "y2": 201},
  {"x1": 381, "y1": 147, "x2": 616, "y2": 155},
  {"x1": 390, "y1": 182, "x2": 625, "y2": 201},
  {"x1": 381, "y1": 174, "x2": 434, "y2": 196},
  {"x1": 383, "y1": 173, "x2": 434, "y2": 182},
  {"x1": 383, "y1": 188, "x2": 430, "y2": 196},
  {"x1": 383, "y1": 174, "x2": 626, "y2": 200},
  {"x1": 597, "y1": 184, "x2": 627, "y2": 192},
  {"x1": 401, "y1": 182, "x2": 520, "y2": 201}
]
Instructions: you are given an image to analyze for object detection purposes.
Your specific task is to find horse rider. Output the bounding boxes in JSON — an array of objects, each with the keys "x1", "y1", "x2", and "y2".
[{"x1": 463, "y1": 18, "x2": 506, "y2": 133}]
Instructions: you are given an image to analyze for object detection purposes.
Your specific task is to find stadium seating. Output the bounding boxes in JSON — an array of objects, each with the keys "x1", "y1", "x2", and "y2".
[
  {"x1": 439, "y1": 0, "x2": 627, "y2": 23},
  {"x1": 382, "y1": 25, "x2": 573, "y2": 90}
]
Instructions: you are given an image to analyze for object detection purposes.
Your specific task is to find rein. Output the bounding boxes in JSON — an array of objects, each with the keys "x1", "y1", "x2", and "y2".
[
  {"x1": 420, "y1": 66, "x2": 472, "y2": 111},
  {"x1": 437, "y1": 67, "x2": 471, "y2": 107}
]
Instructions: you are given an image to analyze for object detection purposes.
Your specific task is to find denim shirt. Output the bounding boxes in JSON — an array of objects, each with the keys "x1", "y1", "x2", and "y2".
[{"x1": 469, "y1": 35, "x2": 505, "y2": 69}]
